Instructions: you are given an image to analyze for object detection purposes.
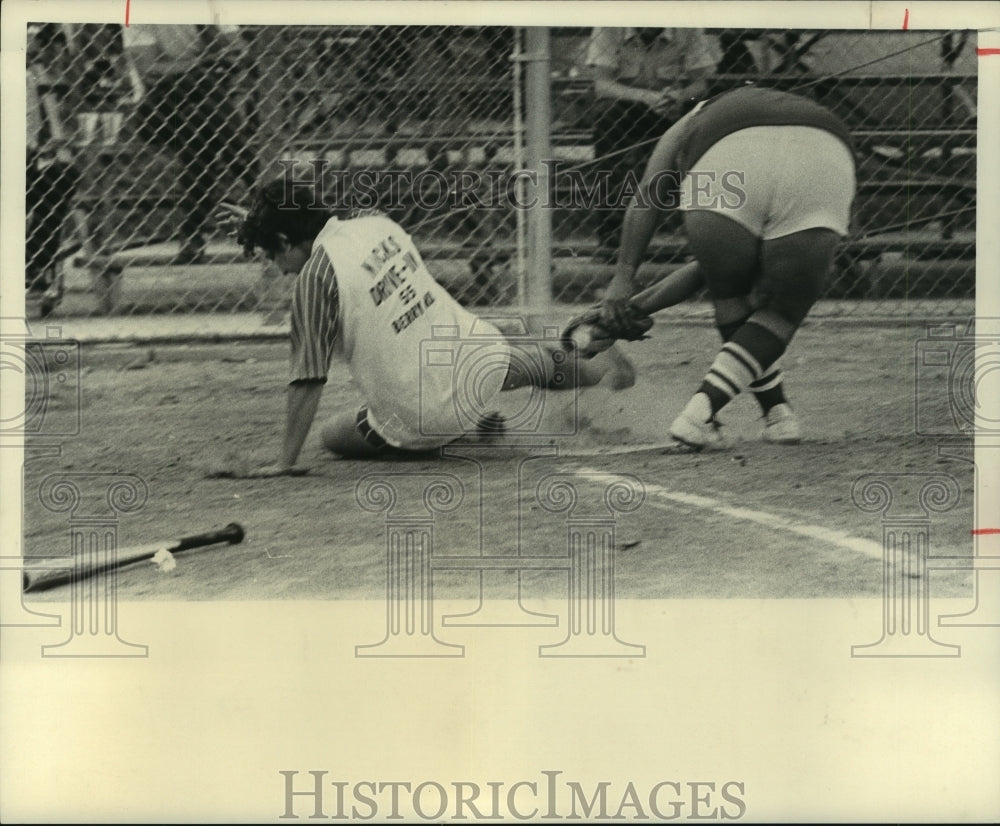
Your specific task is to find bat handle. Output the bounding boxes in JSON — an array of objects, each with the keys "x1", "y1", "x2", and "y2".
[{"x1": 173, "y1": 522, "x2": 245, "y2": 552}]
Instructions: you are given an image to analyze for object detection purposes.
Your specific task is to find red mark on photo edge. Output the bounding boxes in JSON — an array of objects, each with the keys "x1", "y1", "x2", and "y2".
[
  {"x1": 972, "y1": 529, "x2": 1000, "y2": 535},
  {"x1": 902, "y1": 8, "x2": 909, "y2": 30},
  {"x1": 125, "y1": 0, "x2": 131, "y2": 27},
  {"x1": 977, "y1": 48, "x2": 1000, "y2": 56}
]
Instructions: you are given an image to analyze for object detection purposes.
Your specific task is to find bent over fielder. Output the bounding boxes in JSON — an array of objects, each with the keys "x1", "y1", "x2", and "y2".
[{"x1": 591, "y1": 84, "x2": 857, "y2": 450}]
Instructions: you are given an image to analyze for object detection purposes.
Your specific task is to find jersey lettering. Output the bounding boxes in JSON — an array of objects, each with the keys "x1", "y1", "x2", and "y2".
[
  {"x1": 369, "y1": 264, "x2": 405, "y2": 306},
  {"x1": 399, "y1": 284, "x2": 417, "y2": 305},
  {"x1": 315, "y1": 215, "x2": 510, "y2": 449},
  {"x1": 391, "y1": 298, "x2": 427, "y2": 334},
  {"x1": 360, "y1": 235, "x2": 403, "y2": 276},
  {"x1": 365, "y1": 238, "x2": 425, "y2": 307}
]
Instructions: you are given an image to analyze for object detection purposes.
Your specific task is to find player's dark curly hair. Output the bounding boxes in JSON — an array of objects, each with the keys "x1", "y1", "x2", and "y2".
[{"x1": 237, "y1": 178, "x2": 335, "y2": 259}]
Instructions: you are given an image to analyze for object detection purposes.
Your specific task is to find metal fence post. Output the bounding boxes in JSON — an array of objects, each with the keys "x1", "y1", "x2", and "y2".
[
  {"x1": 524, "y1": 27, "x2": 552, "y2": 310},
  {"x1": 512, "y1": 27, "x2": 528, "y2": 306}
]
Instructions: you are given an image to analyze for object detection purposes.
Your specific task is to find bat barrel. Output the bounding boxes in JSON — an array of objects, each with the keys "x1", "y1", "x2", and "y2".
[{"x1": 173, "y1": 522, "x2": 245, "y2": 552}]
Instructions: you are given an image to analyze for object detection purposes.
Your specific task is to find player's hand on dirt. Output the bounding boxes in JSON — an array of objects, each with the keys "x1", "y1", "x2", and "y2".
[
  {"x1": 245, "y1": 463, "x2": 309, "y2": 478},
  {"x1": 204, "y1": 456, "x2": 307, "y2": 478},
  {"x1": 214, "y1": 201, "x2": 249, "y2": 238}
]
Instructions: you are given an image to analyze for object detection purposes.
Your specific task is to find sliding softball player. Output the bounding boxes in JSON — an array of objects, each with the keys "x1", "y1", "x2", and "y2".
[{"x1": 234, "y1": 179, "x2": 634, "y2": 475}]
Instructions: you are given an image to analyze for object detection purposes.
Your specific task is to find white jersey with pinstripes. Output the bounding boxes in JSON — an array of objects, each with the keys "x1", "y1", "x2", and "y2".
[{"x1": 290, "y1": 214, "x2": 512, "y2": 449}]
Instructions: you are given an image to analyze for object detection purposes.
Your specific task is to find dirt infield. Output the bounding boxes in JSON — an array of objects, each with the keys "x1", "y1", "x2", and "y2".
[{"x1": 21, "y1": 319, "x2": 974, "y2": 602}]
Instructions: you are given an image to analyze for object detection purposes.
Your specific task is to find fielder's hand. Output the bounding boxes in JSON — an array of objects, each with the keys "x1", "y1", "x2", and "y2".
[
  {"x1": 604, "y1": 300, "x2": 654, "y2": 340},
  {"x1": 561, "y1": 303, "x2": 654, "y2": 358},
  {"x1": 560, "y1": 306, "x2": 615, "y2": 358}
]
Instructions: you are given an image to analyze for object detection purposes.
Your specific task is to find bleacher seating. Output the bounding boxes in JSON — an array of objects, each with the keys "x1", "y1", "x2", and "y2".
[{"x1": 67, "y1": 27, "x2": 976, "y2": 309}]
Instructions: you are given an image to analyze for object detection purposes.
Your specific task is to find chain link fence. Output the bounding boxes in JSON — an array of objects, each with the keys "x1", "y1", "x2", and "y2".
[{"x1": 25, "y1": 24, "x2": 976, "y2": 320}]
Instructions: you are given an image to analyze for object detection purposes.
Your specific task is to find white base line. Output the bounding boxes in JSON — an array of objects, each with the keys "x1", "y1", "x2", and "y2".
[{"x1": 571, "y1": 466, "x2": 885, "y2": 562}]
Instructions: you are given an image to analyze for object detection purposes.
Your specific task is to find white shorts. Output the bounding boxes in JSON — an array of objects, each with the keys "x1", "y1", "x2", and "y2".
[
  {"x1": 367, "y1": 318, "x2": 513, "y2": 451},
  {"x1": 678, "y1": 126, "x2": 856, "y2": 239}
]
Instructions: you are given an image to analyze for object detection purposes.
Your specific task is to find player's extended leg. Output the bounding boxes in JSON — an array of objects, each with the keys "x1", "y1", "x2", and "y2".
[
  {"x1": 749, "y1": 228, "x2": 840, "y2": 442},
  {"x1": 714, "y1": 285, "x2": 800, "y2": 444},
  {"x1": 500, "y1": 340, "x2": 636, "y2": 392},
  {"x1": 677, "y1": 218, "x2": 798, "y2": 441},
  {"x1": 669, "y1": 210, "x2": 758, "y2": 448},
  {"x1": 320, "y1": 410, "x2": 385, "y2": 458},
  {"x1": 321, "y1": 408, "x2": 442, "y2": 459}
]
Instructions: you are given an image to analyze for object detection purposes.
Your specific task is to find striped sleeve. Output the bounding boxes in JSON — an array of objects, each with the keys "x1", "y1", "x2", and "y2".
[{"x1": 289, "y1": 247, "x2": 340, "y2": 383}]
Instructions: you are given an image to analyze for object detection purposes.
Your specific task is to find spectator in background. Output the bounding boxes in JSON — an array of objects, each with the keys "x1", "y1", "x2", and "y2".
[
  {"x1": 584, "y1": 28, "x2": 720, "y2": 262},
  {"x1": 710, "y1": 29, "x2": 763, "y2": 93},
  {"x1": 26, "y1": 24, "x2": 88, "y2": 309},
  {"x1": 74, "y1": 24, "x2": 141, "y2": 151},
  {"x1": 124, "y1": 23, "x2": 257, "y2": 263}
]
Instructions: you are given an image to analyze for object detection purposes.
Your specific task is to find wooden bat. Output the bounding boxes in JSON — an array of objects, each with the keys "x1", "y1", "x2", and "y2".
[{"x1": 22, "y1": 522, "x2": 245, "y2": 593}]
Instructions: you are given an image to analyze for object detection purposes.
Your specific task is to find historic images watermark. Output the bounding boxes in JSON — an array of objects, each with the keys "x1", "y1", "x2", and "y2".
[
  {"x1": 354, "y1": 465, "x2": 646, "y2": 659},
  {"x1": 275, "y1": 158, "x2": 748, "y2": 214},
  {"x1": 914, "y1": 319, "x2": 1000, "y2": 438},
  {"x1": 353, "y1": 315, "x2": 646, "y2": 658},
  {"x1": 852, "y1": 318, "x2": 1000, "y2": 657},
  {"x1": 1, "y1": 320, "x2": 78, "y2": 633},
  {"x1": 0, "y1": 320, "x2": 149, "y2": 656},
  {"x1": 278, "y1": 770, "x2": 748, "y2": 821},
  {"x1": 32, "y1": 472, "x2": 151, "y2": 657},
  {"x1": 0, "y1": 321, "x2": 81, "y2": 439},
  {"x1": 418, "y1": 316, "x2": 578, "y2": 439}
]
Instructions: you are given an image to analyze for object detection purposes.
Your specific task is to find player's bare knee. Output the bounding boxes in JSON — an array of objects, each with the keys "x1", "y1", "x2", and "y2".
[
  {"x1": 685, "y1": 211, "x2": 759, "y2": 297},
  {"x1": 754, "y1": 279, "x2": 820, "y2": 330},
  {"x1": 320, "y1": 414, "x2": 368, "y2": 456},
  {"x1": 713, "y1": 295, "x2": 754, "y2": 327},
  {"x1": 760, "y1": 229, "x2": 838, "y2": 298},
  {"x1": 746, "y1": 306, "x2": 799, "y2": 344}
]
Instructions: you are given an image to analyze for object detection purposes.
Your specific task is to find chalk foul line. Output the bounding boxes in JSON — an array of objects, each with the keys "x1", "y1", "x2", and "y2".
[{"x1": 569, "y1": 466, "x2": 885, "y2": 561}]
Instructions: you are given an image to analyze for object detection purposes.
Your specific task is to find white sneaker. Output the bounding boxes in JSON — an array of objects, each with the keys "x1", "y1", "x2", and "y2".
[
  {"x1": 669, "y1": 393, "x2": 724, "y2": 450},
  {"x1": 763, "y1": 403, "x2": 802, "y2": 444}
]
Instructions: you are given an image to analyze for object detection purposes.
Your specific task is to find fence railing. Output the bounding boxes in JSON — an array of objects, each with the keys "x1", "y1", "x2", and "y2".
[{"x1": 24, "y1": 25, "x2": 976, "y2": 320}]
